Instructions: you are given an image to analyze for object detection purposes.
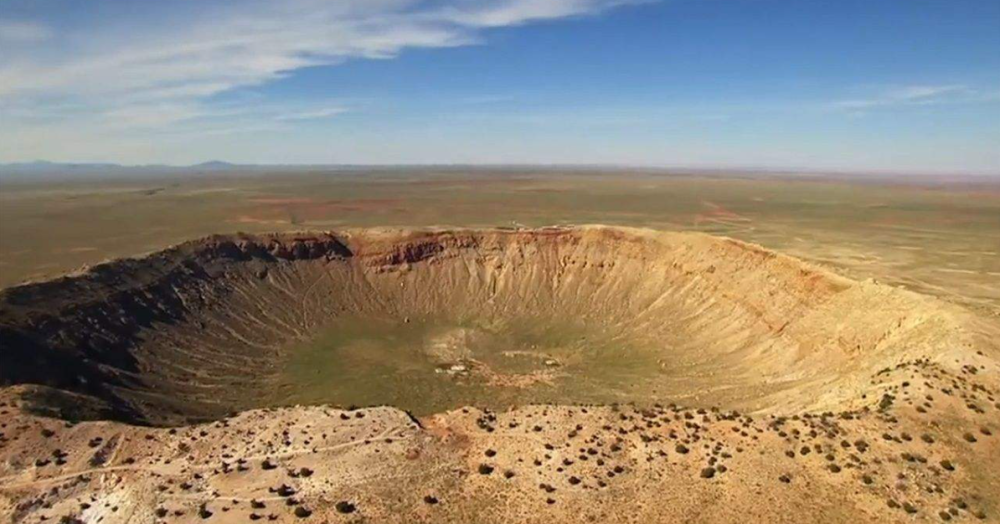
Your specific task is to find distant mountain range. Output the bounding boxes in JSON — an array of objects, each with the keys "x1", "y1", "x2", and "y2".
[
  {"x1": 0, "y1": 160, "x2": 253, "y2": 181},
  {"x1": 1, "y1": 160, "x2": 239, "y2": 173}
]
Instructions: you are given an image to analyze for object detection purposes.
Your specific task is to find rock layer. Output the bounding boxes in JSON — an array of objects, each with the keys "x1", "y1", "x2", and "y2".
[{"x1": 0, "y1": 226, "x2": 990, "y2": 425}]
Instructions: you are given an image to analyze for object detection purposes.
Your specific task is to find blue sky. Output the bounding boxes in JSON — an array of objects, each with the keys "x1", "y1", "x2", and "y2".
[{"x1": 1, "y1": 0, "x2": 998, "y2": 173}]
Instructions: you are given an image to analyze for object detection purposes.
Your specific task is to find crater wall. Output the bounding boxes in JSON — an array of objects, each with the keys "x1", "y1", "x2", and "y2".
[{"x1": 0, "y1": 226, "x2": 978, "y2": 424}]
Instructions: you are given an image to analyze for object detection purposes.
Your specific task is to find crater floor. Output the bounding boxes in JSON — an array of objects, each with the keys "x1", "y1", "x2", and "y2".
[{"x1": 0, "y1": 226, "x2": 997, "y2": 523}]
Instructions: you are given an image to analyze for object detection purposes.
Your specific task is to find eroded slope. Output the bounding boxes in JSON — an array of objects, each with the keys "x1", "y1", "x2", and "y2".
[{"x1": 0, "y1": 226, "x2": 989, "y2": 425}]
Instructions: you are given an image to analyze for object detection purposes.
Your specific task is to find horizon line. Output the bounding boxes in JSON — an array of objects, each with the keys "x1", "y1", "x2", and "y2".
[{"x1": 2, "y1": 160, "x2": 999, "y2": 178}]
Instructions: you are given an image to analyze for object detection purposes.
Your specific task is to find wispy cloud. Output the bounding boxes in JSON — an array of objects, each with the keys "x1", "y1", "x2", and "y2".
[
  {"x1": 831, "y1": 84, "x2": 976, "y2": 111},
  {"x1": 275, "y1": 107, "x2": 350, "y2": 121},
  {"x1": 434, "y1": 0, "x2": 642, "y2": 27},
  {"x1": 889, "y1": 84, "x2": 968, "y2": 101},
  {"x1": 0, "y1": 1, "x2": 628, "y2": 110},
  {"x1": 0, "y1": 0, "x2": 632, "y2": 161}
]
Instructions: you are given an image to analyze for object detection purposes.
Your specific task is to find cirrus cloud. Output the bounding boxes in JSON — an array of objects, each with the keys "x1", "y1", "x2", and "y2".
[
  {"x1": 0, "y1": 0, "x2": 639, "y2": 162},
  {"x1": 0, "y1": 1, "x2": 634, "y2": 110}
]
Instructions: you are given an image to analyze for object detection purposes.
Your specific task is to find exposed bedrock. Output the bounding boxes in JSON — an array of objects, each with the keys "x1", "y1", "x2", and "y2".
[{"x1": 0, "y1": 226, "x2": 991, "y2": 425}]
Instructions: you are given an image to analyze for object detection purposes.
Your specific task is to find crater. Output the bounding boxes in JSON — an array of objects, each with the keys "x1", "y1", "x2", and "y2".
[{"x1": 0, "y1": 226, "x2": 972, "y2": 425}]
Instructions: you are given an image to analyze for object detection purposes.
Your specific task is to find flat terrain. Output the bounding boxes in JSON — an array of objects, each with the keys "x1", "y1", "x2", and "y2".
[
  {"x1": 279, "y1": 314, "x2": 664, "y2": 416},
  {"x1": 2, "y1": 170, "x2": 999, "y2": 316}
]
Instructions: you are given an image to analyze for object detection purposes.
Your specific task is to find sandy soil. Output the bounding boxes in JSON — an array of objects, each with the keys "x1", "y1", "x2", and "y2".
[{"x1": 1, "y1": 357, "x2": 997, "y2": 523}]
